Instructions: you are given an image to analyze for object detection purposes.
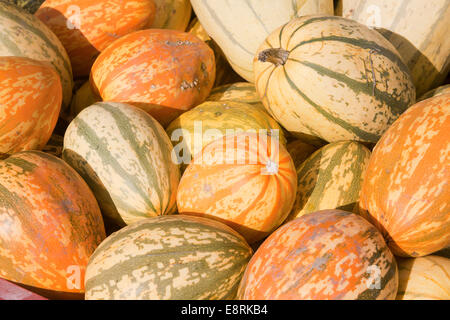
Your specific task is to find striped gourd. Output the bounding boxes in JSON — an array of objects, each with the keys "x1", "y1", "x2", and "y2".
[
  {"x1": 62, "y1": 102, "x2": 180, "y2": 226},
  {"x1": 396, "y1": 255, "x2": 450, "y2": 300},
  {"x1": 419, "y1": 84, "x2": 450, "y2": 102},
  {"x1": 0, "y1": 56, "x2": 61, "y2": 155},
  {"x1": 3, "y1": 0, "x2": 44, "y2": 13},
  {"x1": 177, "y1": 132, "x2": 297, "y2": 244},
  {"x1": 69, "y1": 81, "x2": 101, "y2": 119},
  {"x1": 166, "y1": 100, "x2": 287, "y2": 167},
  {"x1": 360, "y1": 94, "x2": 450, "y2": 257},
  {"x1": 188, "y1": 18, "x2": 243, "y2": 87},
  {"x1": 254, "y1": 15, "x2": 416, "y2": 144},
  {"x1": 150, "y1": 0, "x2": 191, "y2": 31},
  {"x1": 238, "y1": 210, "x2": 398, "y2": 300},
  {"x1": 207, "y1": 82, "x2": 266, "y2": 113},
  {"x1": 85, "y1": 215, "x2": 253, "y2": 300},
  {"x1": 36, "y1": 0, "x2": 156, "y2": 78},
  {"x1": 0, "y1": 151, "x2": 106, "y2": 293},
  {"x1": 90, "y1": 29, "x2": 216, "y2": 127},
  {"x1": 337, "y1": 0, "x2": 450, "y2": 96},
  {"x1": 286, "y1": 139, "x2": 317, "y2": 169},
  {"x1": 287, "y1": 141, "x2": 371, "y2": 222},
  {"x1": 190, "y1": 0, "x2": 334, "y2": 82},
  {"x1": 0, "y1": 1, "x2": 73, "y2": 109}
]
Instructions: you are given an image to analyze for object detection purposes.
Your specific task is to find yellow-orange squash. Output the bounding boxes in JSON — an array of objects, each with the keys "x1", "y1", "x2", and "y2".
[
  {"x1": 90, "y1": 29, "x2": 216, "y2": 127},
  {"x1": 36, "y1": 0, "x2": 156, "y2": 78},
  {"x1": 0, "y1": 56, "x2": 61, "y2": 155},
  {"x1": 150, "y1": 0, "x2": 191, "y2": 31},
  {"x1": 177, "y1": 132, "x2": 297, "y2": 243},
  {"x1": 360, "y1": 94, "x2": 450, "y2": 257}
]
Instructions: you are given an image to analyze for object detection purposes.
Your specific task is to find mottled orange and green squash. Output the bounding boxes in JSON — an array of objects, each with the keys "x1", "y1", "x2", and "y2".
[
  {"x1": 0, "y1": 56, "x2": 61, "y2": 155},
  {"x1": 360, "y1": 94, "x2": 450, "y2": 257},
  {"x1": 254, "y1": 15, "x2": 416, "y2": 144},
  {"x1": 396, "y1": 255, "x2": 450, "y2": 300},
  {"x1": 0, "y1": 1, "x2": 73, "y2": 109},
  {"x1": 177, "y1": 132, "x2": 297, "y2": 244},
  {"x1": 0, "y1": 151, "x2": 106, "y2": 293},
  {"x1": 90, "y1": 29, "x2": 216, "y2": 127},
  {"x1": 36, "y1": 0, "x2": 157, "y2": 78},
  {"x1": 238, "y1": 209, "x2": 398, "y2": 300},
  {"x1": 85, "y1": 215, "x2": 252, "y2": 300}
]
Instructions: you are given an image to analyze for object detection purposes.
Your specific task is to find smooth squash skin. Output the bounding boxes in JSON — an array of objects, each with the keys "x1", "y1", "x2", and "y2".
[
  {"x1": 360, "y1": 94, "x2": 450, "y2": 257},
  {"x1": 0, "y1": 56, "x2": 62, "y2": 155},
  {"x1": 190, "y1": 0, "x2": 334, "y2": 82},
  {"x1": 36, "y1": 0, "x2": 157, "y2": 78},
  {"x1": 336, "y1": 0, "x2": 450, "y2": 97},
  {"x1": 177, "y1": 132, "x2": 297, "y2": 244},
  {"x1": 90, "y1": 29, "x2": 216, "y2": 127},
  {"x1": 0, "y1": 1, "x2": 73, "y2": 110},
  {"x1": 254, "y1": 15, "x2": 416, "y2": 144},
  {"x1": 396, "y1": 255, "x2": 450, "y2": 300},
  {"x1": 85, "y1": 215, "x2": 253, "y2": 300},
  {"x1": 150, "y1": 0, "x2": 191, "y2": 31},
  {"x1": 0, "y1": 151, "x2": 106, "y2": 294},
  {"x1": 238, "y1": 210, "x2": 398, "y2": 300},
  {"x1": 63, "y1": 102, "x2": 180, "y2": 227}
]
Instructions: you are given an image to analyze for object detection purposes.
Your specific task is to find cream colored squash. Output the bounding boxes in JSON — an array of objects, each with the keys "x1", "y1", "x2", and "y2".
[
  {"x1": 190, "y1": 0, "x2": 334, "y2": 82},
  {"x1": 336, "y1": 0, "x2": 450, "y2": 96}
]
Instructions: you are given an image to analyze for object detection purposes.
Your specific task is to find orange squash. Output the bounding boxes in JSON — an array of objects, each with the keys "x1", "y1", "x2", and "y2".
[
  {"x1": 0, "y1": 56, "x2": 61, "y2": 155},
  {"x1": 238, "y1": 210, "x2": 398, "y2": 300},
  {"x1": 360, "y1": 94, "x2": 450, "y2": 257},
  {"x1": 36, "y1": 0, "x2": 156, "y2": 78},
  {"x1": 90, "y1": 29, "x2": 216, "y2": 127},
  {"x1": 177, "y1": 132, "x2": 297, "y2": 243},
  {"x1": 0, "y1": 151, "x2": 106, "y2": 293}
]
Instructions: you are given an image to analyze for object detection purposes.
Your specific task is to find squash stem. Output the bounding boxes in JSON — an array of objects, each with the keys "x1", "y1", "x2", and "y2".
[{"x1": 258, "y1": 48, "x2": 289, "y2": 67}]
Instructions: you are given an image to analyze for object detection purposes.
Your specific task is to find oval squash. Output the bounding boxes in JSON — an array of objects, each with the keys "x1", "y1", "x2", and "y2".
[
  {"x1": 254, "y1": 15, "x2": 416, "y2": 144},
  {"x1": 360, "y1": 94, "x2": 450, "y2": 257}
]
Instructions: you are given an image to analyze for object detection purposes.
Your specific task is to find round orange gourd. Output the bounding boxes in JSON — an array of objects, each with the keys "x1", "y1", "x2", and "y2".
[
  {"x1": 36, "y1": 0, "x2": 156, "y2": 78},
  {"x1": 177, "y1": 132, "x2": 297, "y2": 243},
  {"x1": 0, "y1": 151, "x2": 106, "y2": 293},
  {"x1": 238, "y1": 210, "x2": 398, "y2": 300},
  {"x1": 90, "y1": 29, "x2": 215, "y2": 127},
  {"x1": 360, "y1": 94, "x2": 450, "y2": 257},
  {"x1": 0, "y1": 56, "x2": 61, "y2": 155}
]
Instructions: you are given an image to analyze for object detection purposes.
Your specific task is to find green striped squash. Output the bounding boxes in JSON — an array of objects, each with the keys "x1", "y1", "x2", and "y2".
[
  {"x1": 0, "y1": 1, "x2": 73, "y2": 109},
  {"x1": 396, "y1": 255, "x2": 450, "y2": 300},
  {"x1": 418, "y1": 84, "x2": 450, "y2": 102},
  {"x1": 207, "y1": 82, "x2": 266, "y2": 112},
  {"x1": 286, "y1": 141, "x2": 371, "y2": 222},
  {"x1": 190, "y1": 0, "x2": 334, "y2": 82},
  {"x1": 62, "y1": 102, "x2": 180, "y2": 227},
  {"x1": 3, "y1": 0, "x2": 44, "y2": 13},
  {"x1": 166, "y1": 100, "x2": 286, "y2": 167},
  {"x1": 254, "y1": 15, "x2": 416, "y2": 144},
  {"x1": 85, "y1": 215, "x2": 253, "y2": 300},
  {"x1": 337, "y1": 0, "x2": 450, "y2": 97}
]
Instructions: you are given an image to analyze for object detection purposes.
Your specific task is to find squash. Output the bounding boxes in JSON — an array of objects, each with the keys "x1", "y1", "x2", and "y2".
[
  {"x1": 206, "y1": 82, "x2": 266, "y2": 113},
  {"x1": 0, "y1": 56, "x2": 61, "y2": 155},
  {"x1": 63, "y1": 102, "x2": 180, "y2": 226},
  {"x1": 0, "y1": 1, "x2": 73, "y2": 109},
  {"x1": 150, "y1": 0, "x2": 191, "y2": 31},
  {"x1": 396, "y1": 255, "x2": 450, "y2": 300},
  {"x1": 286, "y1": 139, "x2": 317, "y2": 169},
  {"x1": 336, "y1": 0, "x2": 450, "y2": 97},
  {"x1": 254, "y1": 15, "x2": 416, "y2": 144},
  {"x1": 85, "y1": 215, "x2": 252, "y2": 300},
  {"x1": 69, "y1": 81, "x2": 101, "y2": 119},
  {"x1": 360, "y1": 94, "x2": 450, "y2": 257},
  {"x1": 3, "y1": 0, "x2": 44, "y2": 13},
  {"x1": 177, "y1": 132, "x2": 297, "y2": 244},
  {"x1": 287, "y1": 141, "x2": 371, "y2": 222},
  {"x1": 36, "y1": 0, "x2": 156, "y2": 78},
  {"x1": 90, "y1": 29, "x2": 216, "y2": 127},
  {"x1": 0, "y1": 151, "x2": 106, "y2": 294},
  {"x1": 190, "y1": 0, "x2": 334, "y2": 82},
  {"x1": 238, "y1": 209, "x2": 398, "y2": 300},
  {"x1": 418, "y1": 84, "x2": 450, "y2": 102}
]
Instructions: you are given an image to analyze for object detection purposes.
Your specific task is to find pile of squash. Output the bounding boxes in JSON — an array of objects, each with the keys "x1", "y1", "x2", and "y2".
[{"x1": 0, "y1": 0, "x2": 448, "y2": 300}]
